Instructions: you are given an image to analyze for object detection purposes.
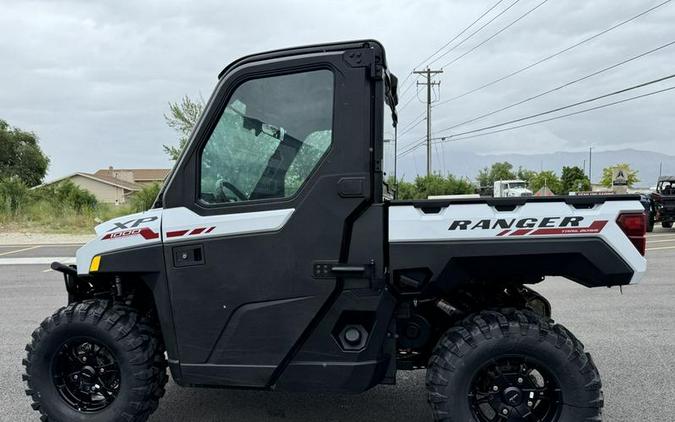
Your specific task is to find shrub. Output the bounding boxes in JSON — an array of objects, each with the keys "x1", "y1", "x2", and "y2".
[
  {"x1": 32, "y1": 180, "x2": 98, "y2": 212},
  {"x1": 0, "y1": 176, "x2": 29, "y2": 215},
  {"x1": 130, "y1": 183, "x2": 161, "y2": 212}
]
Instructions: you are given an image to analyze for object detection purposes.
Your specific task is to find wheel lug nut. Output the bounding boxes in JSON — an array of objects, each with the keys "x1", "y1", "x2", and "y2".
[
  {"x1": 73, "y1": 374, "x2": 78, "y2": 380},
  {"x1": 528, "y1": 401, "x2": 533, "y2": 407},
  {"x1": 517, "y1": 377, "x2": 523, "y2": 384},
  {"x1": 502, "y1": 409, "x2": 509, "y2": 415},
  {"x1": 492, "y1": 385, "x2": 499, "y2": 392}
]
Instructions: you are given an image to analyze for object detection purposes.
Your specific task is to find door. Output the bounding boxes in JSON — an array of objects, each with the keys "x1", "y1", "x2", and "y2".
[{"x1": 160, "y1": 42, "x2": 381, "y2": 387}]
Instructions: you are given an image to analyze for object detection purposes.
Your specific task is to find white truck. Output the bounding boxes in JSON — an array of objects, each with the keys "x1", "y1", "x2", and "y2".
[
  {"x1": 24, "y1": 40, "x2": 647, "y2": 422},
  {"x1": 494, "y1": 179, "x2": 533, "y2": 197}
]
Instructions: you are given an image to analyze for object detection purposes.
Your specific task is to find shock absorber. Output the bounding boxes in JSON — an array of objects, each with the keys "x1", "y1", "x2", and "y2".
[{"x1": 114, "y1": 275, "x2": 123, "y2": 298}]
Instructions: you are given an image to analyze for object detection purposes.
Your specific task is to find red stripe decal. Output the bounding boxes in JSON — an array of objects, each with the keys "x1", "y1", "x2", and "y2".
[
  {"x1": 190, "y1": 227, "x2": 206, "y2": 235},
  {"x1": 167, "y1": 230, "x2": 189, "y2": 238},
  {"x1": 204, "y1": 226, "x2": 215, "y2": 234},
  {"x1": 496, "y1": 229, "x2": 511, "y2": 236},
  {"x1": 530, "y1": 220, "x2": 608, "y2": 236},
  {"x1": 509, "y1": 229, "x2": 532, "y2": 236},
  {"x1": 139, "y1": 227, "x2": 160, "y2": 240}
]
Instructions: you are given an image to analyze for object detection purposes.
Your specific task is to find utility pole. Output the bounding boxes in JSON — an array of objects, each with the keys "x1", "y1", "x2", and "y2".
[
  {"x1": 413, "y1": 68, "x2": 443, "y2": 176},
  {"x1": 394, "y1": 124, "x2": 398, "y2": 195},
  {"x1": 588, "y1": 146, "x2": 593, "y2": 185}
]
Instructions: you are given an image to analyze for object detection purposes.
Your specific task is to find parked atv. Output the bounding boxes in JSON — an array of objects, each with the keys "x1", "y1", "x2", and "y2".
[
  {"x1": 24, "y1": 40, "x2": 647, "y2": 422},
  {"x1": 649, "y1": 176, "x2": 675, "y2": 230}
]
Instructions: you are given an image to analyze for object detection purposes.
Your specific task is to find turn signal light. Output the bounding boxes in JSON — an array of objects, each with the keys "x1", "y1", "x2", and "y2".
[{"x1": 617, "y1": 212, "x2": 646, "y2": 255}]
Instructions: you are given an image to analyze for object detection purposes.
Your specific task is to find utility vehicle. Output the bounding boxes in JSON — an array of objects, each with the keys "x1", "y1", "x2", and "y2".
[
  {"x1": 648, "y1": 176, "x2": 675, "y2": 231},
  {"x1": 24, "y1": 40, "x2": 647, "y2": 422}
]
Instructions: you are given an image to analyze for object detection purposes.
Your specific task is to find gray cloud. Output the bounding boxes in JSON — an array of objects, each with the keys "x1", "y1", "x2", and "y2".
[{"x1": 0, "y1": 0, "x2": 673, "y2": 179}]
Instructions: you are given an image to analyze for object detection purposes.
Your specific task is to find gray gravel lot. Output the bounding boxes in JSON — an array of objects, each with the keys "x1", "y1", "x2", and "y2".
[{"x1": 1, "y1": 230, "x2": 674, "y2": 421}]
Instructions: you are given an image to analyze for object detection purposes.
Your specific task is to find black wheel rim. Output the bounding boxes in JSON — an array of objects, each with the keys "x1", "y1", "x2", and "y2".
[
  {"x1": 468, "y1": 357, "x2": 562, "y2": 422},
  {"x1": 51, "y1": 338, "x2": 121, "y2": 412}
]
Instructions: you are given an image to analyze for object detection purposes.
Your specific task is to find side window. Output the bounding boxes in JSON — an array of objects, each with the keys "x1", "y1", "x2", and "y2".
[{"x1": 200, "y1": 70, "x2": 334, "y2": 204}]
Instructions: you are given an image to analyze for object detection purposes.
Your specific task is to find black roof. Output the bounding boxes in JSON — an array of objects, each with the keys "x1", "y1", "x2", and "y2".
[
  {"x1": 658, "y1": 176, "x2": 675, "y2": 182},
  {"x1": 216, "y1": 39, "x2": 398, "y2": 124},
  {"x1": 218, "y1": 39, "x2": 388, "y2": 79}
]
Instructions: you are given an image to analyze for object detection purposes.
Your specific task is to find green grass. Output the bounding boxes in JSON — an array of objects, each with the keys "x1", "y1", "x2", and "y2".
[{"x1": 0, "y1": 201, "x2": 135, "y2": 234}]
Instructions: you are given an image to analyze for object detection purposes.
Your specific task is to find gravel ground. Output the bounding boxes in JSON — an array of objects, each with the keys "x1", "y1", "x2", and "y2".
[
  {"x1": 0, "y1": 232, "x2": 95, "y2": 245},
  {"x1": 1, "y1": 229, "x2": 673, "y2": 421}
]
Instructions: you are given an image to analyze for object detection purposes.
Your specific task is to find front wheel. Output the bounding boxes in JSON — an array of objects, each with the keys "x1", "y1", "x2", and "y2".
[
  {"x1": 662, "y1": 221, "x2": 673, "y2": 229},
  {"x1": 23, "y1": 300, "x2": 167, "y2": 422},
  {"x1": 426, "y1": 309, "x2": 603, "y2": 422}
]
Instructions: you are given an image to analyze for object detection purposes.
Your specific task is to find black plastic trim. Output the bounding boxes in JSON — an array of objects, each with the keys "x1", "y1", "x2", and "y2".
[{"x1": 391, "y1": 194, "x2": 642, "y2": 209}]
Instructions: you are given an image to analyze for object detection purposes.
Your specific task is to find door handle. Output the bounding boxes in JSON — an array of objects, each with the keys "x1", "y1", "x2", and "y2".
[{"x1": 173, "y1": 245, "x2": 204, "y2": 267}]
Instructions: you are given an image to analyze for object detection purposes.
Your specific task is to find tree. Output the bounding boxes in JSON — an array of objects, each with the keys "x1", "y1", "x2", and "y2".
[
  {"x1": 600, "y1": 163, "x2": 639, "y2": 188},
  {"x1": 389, "y1": 174, "x2": 474, "y2": 200},
  {"x1": 516, "y1": 167, "x2": 537, "y2": 184},
  {"x1": 560, "y1": 166, "x2": 591, "y2": 194},
  {"x1": 528, "y1": 170, "x2": 562, "y2": 195},
  {"x1": 0, "y1": 119, "x2": 50, "y2": 186},
  {"x1": 130, "y1": 183, "x2": 161, "y2": 212},
  {"x1": 163, "y1": 96, "x2": 204, "y2": 160},
  {"x1": 476, "y1": 162, "x2": 516, "y2": 187}
]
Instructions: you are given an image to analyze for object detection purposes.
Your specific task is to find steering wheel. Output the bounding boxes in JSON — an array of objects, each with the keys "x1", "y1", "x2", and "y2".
[{"x1": 215, "y1": 179, "x2": 247, "y2": 202}]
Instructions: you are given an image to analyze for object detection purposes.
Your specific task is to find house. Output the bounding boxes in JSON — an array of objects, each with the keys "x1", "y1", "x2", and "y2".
[{"x1": 37, "y1": 167, "x2": 171, "y2": 204}]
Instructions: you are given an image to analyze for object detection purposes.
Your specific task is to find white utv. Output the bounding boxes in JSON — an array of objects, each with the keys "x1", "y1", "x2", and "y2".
[{"x1": 24, "y1": 40, "x2": 647, "y2": 422}]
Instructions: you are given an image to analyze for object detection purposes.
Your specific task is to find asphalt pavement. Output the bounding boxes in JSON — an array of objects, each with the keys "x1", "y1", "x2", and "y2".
[{"x1": 1, "y1": 230, "x2": 674, "y2": 421}]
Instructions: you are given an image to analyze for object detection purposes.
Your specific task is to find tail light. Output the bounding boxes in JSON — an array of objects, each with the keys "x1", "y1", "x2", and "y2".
[{"x1": 617, "y1": 212, "x2": 647, "y2": 255}]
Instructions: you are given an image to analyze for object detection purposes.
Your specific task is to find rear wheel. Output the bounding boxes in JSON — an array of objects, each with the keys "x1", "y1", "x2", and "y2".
[
  {"x1": 426, "y1": 309, "x2": 603, "y2": 422},
  {"x1": 662, "y1": 221, "x2": 673, "y2": 229},
  {"x1": 23, "y1": 300, "x2": 167, "y2": 422}
]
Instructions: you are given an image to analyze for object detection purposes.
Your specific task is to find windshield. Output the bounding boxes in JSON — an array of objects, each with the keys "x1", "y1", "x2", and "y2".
[
  {"x1": 508, "y1": 182, "x2": 527, "y2": 189},
  {"x1": 659, "y1": 181, "x2": 674, "y2": 194}
]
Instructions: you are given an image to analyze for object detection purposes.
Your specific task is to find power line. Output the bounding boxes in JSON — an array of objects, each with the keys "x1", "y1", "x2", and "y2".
[
  {"x1": 439, "y1": 39, "x2": 675, "y2": 132},
  {"x1": 398, "y1": 109, "x2": 426, "y2": 132},
  {"x1": 436, "y1": 73, "x2": 675, "y2": 138},
  {"x1": 426, "y1": 0, "x2": 522, "y2": 68},
  {"x1": 432, "y1": 0, "x2": 674, "y2": 108},
  {"x1": 398, "y1": 115, "x2": 427, "y2": 136},
  {"x1": 397, "y1": 93, "x2": 417, "y2": 113},
  {"x1": 439, "y1": 0, "x2": 551, "y2": 70},
  {"x1": 413, "y1": 0, "x2": 506, "y2": 70},
  {"x1": 396, "y1": 0, "x2": 510, "y2": 103},
  {"x1": 435, "y1": 85, "x2": 675, "y2": 143},
  {"x1": 398, "y1": 74, "x2": 675, "y2": 156}
]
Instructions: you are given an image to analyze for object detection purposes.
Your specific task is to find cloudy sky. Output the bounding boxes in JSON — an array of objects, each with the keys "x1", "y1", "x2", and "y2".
[{"x1": 1, "y1": 0, "x2": 674, "y2": 179}]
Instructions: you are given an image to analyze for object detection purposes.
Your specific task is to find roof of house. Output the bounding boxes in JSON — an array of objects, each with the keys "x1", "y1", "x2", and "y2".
[
  {"x1": 93, "y1": 168, "x2": 171, "y2": 181},
  {"x1": 35, "y1": 172, "x2": 142, "y2": 191},
  {"x1": 534, "y1": 186, "x2": 555, "y2": 197}
]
